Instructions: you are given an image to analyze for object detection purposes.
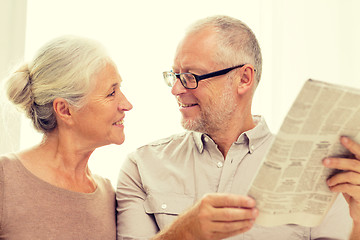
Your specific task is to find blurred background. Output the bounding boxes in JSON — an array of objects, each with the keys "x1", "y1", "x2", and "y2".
[{"x1": 1, "y1": 0, "x2": 359, "y2": 186}]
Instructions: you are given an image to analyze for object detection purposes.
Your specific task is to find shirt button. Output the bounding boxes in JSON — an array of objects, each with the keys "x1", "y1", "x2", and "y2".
[
  {"x1": 250, "y1": 145, "x2": 255, "y2": 151},
  {"x1": 217, "y1": 162, "x2": 223, "y2": 168},
  {"x1": 204, "y1": 137, "x2": 209, "y2": 143},
  {"x1": 161, "y1": 203, "x2": 167, "y2": 209}
]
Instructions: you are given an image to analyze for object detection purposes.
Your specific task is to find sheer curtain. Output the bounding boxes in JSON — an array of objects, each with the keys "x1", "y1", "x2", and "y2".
[
  {"x1": 0, "y1": 0, "x2": 27, "y2": 155},
  {"x1": 1, "y1": 0, "x2": 359, "y2": 185}
]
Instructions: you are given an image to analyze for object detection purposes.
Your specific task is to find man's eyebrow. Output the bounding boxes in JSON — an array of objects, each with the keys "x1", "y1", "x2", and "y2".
[{"x1": 172, "y1": 66, "x2": 206, "y2": 73}]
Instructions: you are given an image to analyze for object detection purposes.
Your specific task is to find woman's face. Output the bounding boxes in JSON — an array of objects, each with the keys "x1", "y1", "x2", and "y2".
[{"x1": 71, "y1": 63, "x2": 132, "y2": 149}]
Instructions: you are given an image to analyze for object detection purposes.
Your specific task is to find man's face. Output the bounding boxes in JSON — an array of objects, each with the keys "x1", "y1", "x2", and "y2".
[{"x1": 171, "y1": 28, "x2": 238, "y2": 135}]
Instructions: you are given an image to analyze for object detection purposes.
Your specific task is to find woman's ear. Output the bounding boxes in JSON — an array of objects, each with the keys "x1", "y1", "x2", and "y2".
[
  {"x1": 53, "y1": 98, "x2": 73, "y2": 125},
  {"x1": 238, "y1": 64, "x2": 255, "y2": 95}
]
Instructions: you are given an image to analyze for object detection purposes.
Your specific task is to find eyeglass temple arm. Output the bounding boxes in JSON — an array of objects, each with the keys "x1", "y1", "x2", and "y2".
[{"x1": 197, "y1": 64, "x2": 245, "y2": 80}]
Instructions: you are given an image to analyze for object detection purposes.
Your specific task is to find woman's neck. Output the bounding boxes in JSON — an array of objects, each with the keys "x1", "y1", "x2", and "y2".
[{"x1": 17, "y1": 131, "x2": 97, "y2": 193}]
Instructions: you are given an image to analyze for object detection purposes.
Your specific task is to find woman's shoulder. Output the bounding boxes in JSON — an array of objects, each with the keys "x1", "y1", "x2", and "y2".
[
  {"x1": 93, "y1": 174, "x2": 114, "y2": 192},
  {"x1": 0, "y1": 153, "x2": 19, "y2": 167},
  {"x1": 0, "y1": 153, "x2": 23, "y2": 184}
]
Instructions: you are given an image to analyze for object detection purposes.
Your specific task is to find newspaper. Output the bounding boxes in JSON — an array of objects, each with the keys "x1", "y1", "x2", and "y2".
[{"x1": 247, "y1": 79, "x2": 360, "y2": 227}]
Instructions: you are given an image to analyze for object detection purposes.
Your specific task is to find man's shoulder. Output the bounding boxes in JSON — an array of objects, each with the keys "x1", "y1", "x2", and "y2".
[
  {"x1": 140, "y1": 131, "x2": 193, "y2": 148},
  {"x1": 129, "y1": 131, "x2": 197, "y2": 157}
]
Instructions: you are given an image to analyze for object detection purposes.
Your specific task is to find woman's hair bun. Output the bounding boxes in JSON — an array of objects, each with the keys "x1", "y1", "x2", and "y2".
[{"x1": 6, "y1": 63, "x2": 34, "y2": 117}]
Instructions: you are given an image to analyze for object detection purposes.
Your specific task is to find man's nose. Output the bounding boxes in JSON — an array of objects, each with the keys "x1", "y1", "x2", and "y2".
[{"x1": 171, "y1": 78, "x2": 187, "y2": 96}]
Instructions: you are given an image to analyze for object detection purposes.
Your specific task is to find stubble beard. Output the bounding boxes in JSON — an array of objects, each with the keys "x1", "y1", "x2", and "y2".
[{"x1": 181, "y1": 81, "x2": 237, "y2": 135}]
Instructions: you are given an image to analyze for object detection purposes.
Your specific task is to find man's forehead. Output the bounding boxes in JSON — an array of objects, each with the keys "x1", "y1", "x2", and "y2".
[
  {"x1": 173, "y1": 47, "x2": 211, "y2": 71},
  {"x1": 173, "y1": 35, "x2": 217, "y2": 71}
]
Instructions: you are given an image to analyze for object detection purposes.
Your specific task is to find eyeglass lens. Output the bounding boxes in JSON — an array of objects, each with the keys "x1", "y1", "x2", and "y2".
[
  {"x1": 180, "y1": 73, "x2": 197, "y2": 89},
  {"x1": 163, "y1": 72, "x2": 175, "y2": 87}
]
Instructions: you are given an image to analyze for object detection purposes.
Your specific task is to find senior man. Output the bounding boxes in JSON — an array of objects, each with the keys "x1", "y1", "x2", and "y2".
[{"x1": 117, "y1": 15, "x2": 360, "y2": 239}]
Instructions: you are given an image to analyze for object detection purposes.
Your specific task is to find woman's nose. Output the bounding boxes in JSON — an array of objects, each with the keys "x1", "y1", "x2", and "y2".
[{"x1": 118, "y1": 92, "x2": 133, "y2": 111}]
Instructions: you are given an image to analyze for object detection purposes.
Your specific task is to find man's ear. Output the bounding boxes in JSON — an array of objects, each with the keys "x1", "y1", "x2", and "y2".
[
  {"x1": 53, "y1": 98, "x2": 73, "y2": 125},
  {"x1": 238, "y1": 65, "x2": 255, "y2": 95}
]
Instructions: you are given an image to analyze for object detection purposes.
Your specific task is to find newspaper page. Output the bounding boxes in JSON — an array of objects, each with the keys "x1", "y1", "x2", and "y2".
[{"x1": 247, "y1": 79, "x2": 360, "y2": 227}]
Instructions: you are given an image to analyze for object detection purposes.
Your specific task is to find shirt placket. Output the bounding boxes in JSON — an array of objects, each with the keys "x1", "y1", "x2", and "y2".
[{"x1": 217, "y1": 143, "x2": 250, "y2": 193}]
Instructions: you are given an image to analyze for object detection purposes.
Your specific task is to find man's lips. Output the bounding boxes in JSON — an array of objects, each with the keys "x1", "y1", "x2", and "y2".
[{"x1": 178, "y1": 102, "x2": 198, "y2": 108}]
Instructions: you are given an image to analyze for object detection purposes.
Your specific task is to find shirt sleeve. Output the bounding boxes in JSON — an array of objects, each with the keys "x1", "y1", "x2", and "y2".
[
  {"x1": 116, "y1": 154, "x2": 159, "y2": 240},
  {"x1": 310, "y1": 194, "x2": 352, "y2": 239}
]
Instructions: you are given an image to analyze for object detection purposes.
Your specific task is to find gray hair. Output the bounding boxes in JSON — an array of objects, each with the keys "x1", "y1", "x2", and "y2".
[
  {"x1": 6, "y1": 35, "x2": 112, "y2": 133},
  {"x1": 186, "y1": 15, "x2": 262, "y2": 85}
]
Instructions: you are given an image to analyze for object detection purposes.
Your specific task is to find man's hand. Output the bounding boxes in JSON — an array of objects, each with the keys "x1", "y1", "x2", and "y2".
[
  {"x1": 323, "y1": 136, "x2": 360, "y2": 238},
  {"x1": 156, "y1": 193, "x2": 258, "y2": 240}
]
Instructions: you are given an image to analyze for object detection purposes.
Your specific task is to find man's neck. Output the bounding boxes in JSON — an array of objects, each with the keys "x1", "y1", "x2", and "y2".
[{"x1": 209, "y1": 115, "x2": 256, "y2": 158}]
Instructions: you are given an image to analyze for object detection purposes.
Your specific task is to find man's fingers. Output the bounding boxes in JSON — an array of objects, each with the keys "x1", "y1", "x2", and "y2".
[
  {"x1": 327, "y1": 171, "x2": 360, "y2": 187},
  {"x1": 209, "y1": 206, "x2": 258, "y2": 222},
  {"x1": 328, "y1": 171, "x2": 360, "y2": 186},
  {"x1": 210, "y1": 227, "x2": 253, "y2": 240},
  {"x1": 329, "y1": 183, "x2": 360, "y2": 200},
  {"x1": 202, "y1": 193, "x2": 256, "y2": 209},
  {"x1": 323, "y1": 137, "x2": 360, "y2": 172},
  {"x1": 197, "y1": 222, "x2": 253, "y2": 240},
  {"x1": 209, "y1": 219, "x2": 255, "y2": 234},
  {"x1": 341, "y1": 136, "x2": 360, "y2": 160},
  {"x1": 190, "y1": 193, "x2": 257, "y2": 239},
  {"x1": 323, "y1": 157, "x2": 360, "y2": 173}
]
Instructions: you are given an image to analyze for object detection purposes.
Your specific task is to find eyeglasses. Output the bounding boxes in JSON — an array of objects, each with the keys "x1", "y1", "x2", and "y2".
[{"x1": 163, "y1": 64, "x2": 245, "y2": 89}]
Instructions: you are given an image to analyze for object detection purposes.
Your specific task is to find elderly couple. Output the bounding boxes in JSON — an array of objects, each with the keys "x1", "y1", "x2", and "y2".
[{"x1": 1, "y1": 15, "x2": 359, "y2": 240}]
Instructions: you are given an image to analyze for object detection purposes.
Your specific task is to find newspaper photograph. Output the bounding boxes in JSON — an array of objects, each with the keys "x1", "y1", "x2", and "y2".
[{"x1": 247, "y1": 79, "x2": 360, "y2": 227}]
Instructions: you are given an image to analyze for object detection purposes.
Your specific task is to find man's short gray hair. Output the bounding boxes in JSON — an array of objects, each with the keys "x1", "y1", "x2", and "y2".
[{"x1": 186, "y1": 15, "x2": 262, "y2": 85}]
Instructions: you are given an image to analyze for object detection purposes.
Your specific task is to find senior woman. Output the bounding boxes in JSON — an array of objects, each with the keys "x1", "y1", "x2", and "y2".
[{"x1": 0, "y1": 36, "x2": 132, "y2": 239}]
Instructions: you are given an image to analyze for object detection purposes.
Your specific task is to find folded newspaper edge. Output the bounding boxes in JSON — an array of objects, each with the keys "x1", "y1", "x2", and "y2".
[{"x1": 247, "y1": 79, "x2": 360, "y2": 227}]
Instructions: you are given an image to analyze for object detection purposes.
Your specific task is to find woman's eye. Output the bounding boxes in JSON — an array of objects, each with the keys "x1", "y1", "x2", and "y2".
[{"x1": 108, "y1": 90, "x2": 116, "y2": 97}]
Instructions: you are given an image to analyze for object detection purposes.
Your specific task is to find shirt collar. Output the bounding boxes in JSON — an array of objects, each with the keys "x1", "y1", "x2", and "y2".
[
  {"x1": 192, "y1": 115, "x2": 272, "y2": 154},
  {"x1": 193, "y1": 131, "x2": 205, "y2": 153}
]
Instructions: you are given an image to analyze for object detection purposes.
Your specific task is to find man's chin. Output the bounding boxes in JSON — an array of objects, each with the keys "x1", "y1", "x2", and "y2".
[{"x1": 181, "y1": 118, "x2": 202, "y2": 132}]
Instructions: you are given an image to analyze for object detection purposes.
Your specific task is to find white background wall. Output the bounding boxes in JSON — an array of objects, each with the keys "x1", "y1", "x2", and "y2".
[
  {"x1": 0, "y1": 0, "x2": 27, "y2": 155},
  {"x1": 1, "y1": 0, "x2": 360, "y2": 186}
]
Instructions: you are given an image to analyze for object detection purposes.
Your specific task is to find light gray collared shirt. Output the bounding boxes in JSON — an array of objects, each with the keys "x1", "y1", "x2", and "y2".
[{"x1": 116, "y1": 116, "x2": 351, "y2": 240}]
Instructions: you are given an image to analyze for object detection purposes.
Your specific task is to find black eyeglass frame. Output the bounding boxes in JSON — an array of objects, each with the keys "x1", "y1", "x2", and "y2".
[{"x1": 164, "y1": 64, "x2": 247, "y2": 89}]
